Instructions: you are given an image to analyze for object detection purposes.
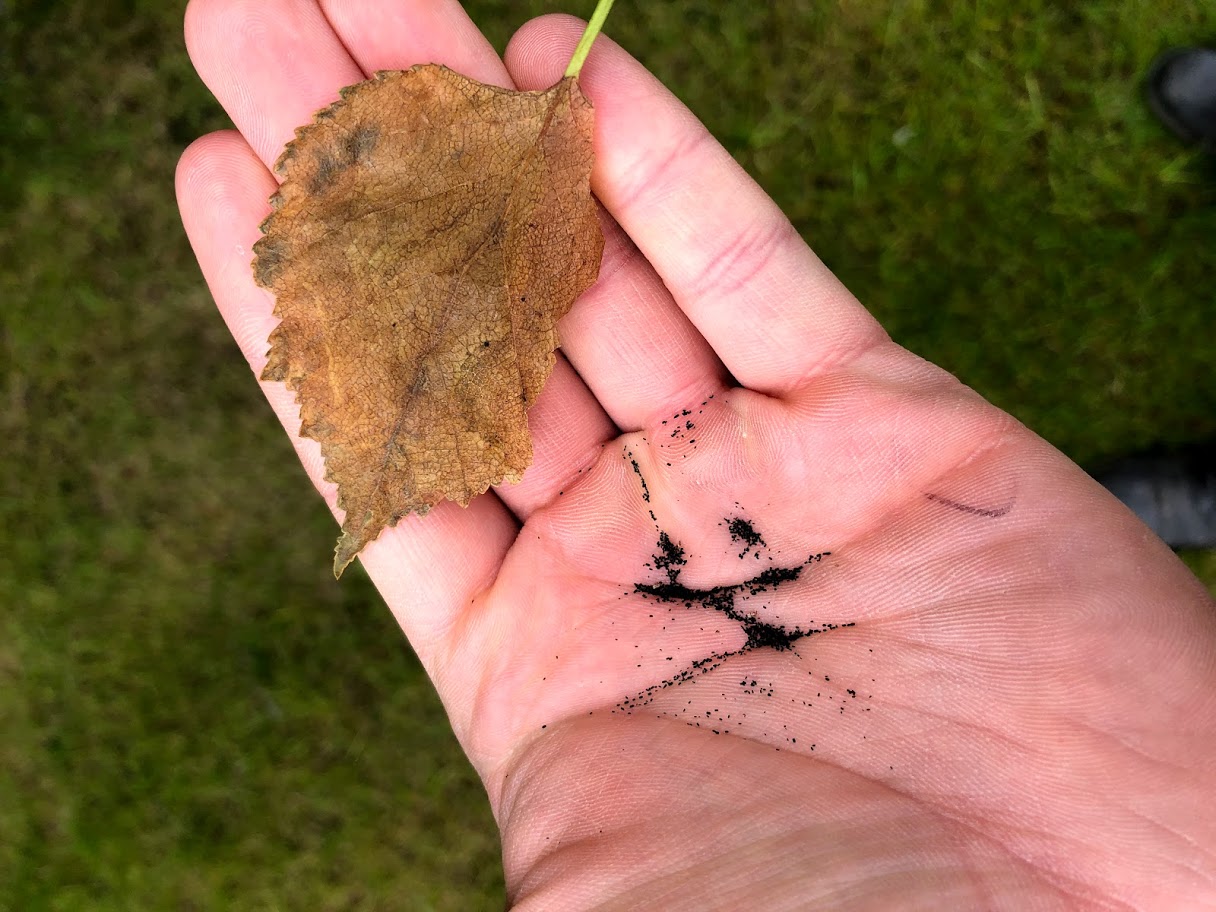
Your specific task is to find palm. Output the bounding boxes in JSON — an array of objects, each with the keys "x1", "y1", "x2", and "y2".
[
  {"x1": 466, "y1": 376, "x2": 1215, "y2": 909},
  {"x1": 178, "y1": 2, "x2": 1216, "y2": 908}
]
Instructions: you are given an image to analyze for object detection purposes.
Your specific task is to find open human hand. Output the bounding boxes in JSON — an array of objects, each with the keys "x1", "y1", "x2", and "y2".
[{"x1": 177, "y1": 2, "x2": 1216, "y2": 908}]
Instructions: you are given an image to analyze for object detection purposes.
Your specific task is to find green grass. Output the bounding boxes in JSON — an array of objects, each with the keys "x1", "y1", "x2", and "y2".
[{"x1": 2, "y1": 0, "x2": 1214, "y2": 908}]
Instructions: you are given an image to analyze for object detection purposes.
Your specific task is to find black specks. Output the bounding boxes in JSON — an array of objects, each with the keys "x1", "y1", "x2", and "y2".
[
  {"x1": 614, "y1": 446, "x2": 867, "y2": 744},
  {"x1": 662, "y1": 406, "x2": 703, "y2": 446},
  {"x1": 652, "y1": 532, "x2": 686, "y2": 584},
  {"x1": 749, "y1": 566, "x2": 800, "y2": 590},
  {"x1": 724, "y1": 520, "x2": 763, "y2": 556},
  {"x1": 626, "y1": 451, "x2": 652, "y2": 503},
  {"x1": 482, "y1": 340, "x2": 491, "y2": 348},
  {"x1": 742, "y1": 618, "x2": 800, "y2": 651},
  {"x1": 623, "y1": 524, "x2": 849, "y2": 713}
]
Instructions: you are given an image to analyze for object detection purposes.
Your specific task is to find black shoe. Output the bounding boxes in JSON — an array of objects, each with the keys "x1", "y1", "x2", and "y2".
[
  {"x1": 1146, "y1": 47, "x2": 1216, "y2": 149},
  {"x1": 1096, "y1": 445, "x2": 1216, "y2": 549}
]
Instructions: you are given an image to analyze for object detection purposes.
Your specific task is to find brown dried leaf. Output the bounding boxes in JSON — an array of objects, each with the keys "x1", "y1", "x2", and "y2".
[{"x1": 253, "y1": 65, "x2": 602, "y2": 577}]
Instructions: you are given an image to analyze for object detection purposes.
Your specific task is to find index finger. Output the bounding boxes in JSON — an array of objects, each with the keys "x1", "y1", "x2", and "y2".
[{"x1": 506, "y1": 16, "x2": 889, "y2": 396}]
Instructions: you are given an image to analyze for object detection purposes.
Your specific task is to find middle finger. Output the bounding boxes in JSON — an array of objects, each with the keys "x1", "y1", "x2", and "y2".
[{"x1": 318, "y1": 1, "x2": 732, "y2": 430}]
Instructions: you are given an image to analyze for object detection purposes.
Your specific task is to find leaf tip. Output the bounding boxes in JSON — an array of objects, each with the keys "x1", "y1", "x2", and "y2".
[{"x1": 333, "y1": 534, "x2": 359, "y2": 579}]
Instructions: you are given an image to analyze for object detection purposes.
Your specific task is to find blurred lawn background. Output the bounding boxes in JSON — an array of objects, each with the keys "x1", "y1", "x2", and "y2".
[{"x1": 3, "y1": 0, "x2": 1215, "y2": 908}]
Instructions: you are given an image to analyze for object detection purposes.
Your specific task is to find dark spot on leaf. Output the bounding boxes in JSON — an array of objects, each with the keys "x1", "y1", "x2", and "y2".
[
  {"x1": 309, "y1": 150, "x2": 340, "y2": 193},
  {"x1": 344, "y1": 123, "x2": 380, "y2": 164},
  {"x1": 252, "y1": 236, "x2": 288, "y2": 287}
]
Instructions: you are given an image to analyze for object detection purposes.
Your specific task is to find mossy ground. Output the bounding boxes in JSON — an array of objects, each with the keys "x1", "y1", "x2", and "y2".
[{"x1": 3, "y1": 1, "x2": 1213, "y2": 908}]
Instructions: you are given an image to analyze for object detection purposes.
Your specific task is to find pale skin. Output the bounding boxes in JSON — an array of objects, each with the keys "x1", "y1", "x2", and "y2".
[{"x1": 177, "y1": 2, "x2": 1216, "y2": 909}]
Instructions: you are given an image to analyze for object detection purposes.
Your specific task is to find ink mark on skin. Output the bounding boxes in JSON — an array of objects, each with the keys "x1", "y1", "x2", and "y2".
[{"x1": 925, "y1": 492, "x2": 1012, "y2": 519}]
